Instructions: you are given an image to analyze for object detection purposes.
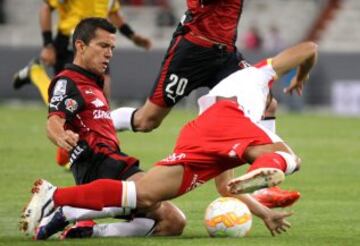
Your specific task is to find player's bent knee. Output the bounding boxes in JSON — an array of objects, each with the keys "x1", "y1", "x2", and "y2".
[
  {"x1": 169, "y1": 216, "x2": 186, "y2": 236},
  {"x1": 275, "y1": 151, "x2": 300, "y2": 175},
  {"x1": 163, "y1": 213, "x2": 186, "y2": 236},
  {"x1": 159, "y1": 206, "x2": 187, "y2": 236}
]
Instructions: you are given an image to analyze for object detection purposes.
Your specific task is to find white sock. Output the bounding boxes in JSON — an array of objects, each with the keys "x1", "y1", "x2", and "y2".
[
  {"x1": 121, "y1": 181, "x2": 137, "y2": 208},
  {"x1": 111, "y1": 107, "x2": 136, "y2": 131},
  {"x1": 93, "y1": 218, "x2": 156, "y2": 237},
  {"x1": 275, "y1": 151, "x2": 298, "y2": 175},
  {"x1": 62, "y1": 206, "x2": 132, "y2": 222},
  {"x1": 260, "y1": 117, "x2": 276, "y2": 133}
]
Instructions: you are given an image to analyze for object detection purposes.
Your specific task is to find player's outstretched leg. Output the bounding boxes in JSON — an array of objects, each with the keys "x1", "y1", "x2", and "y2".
[
  {"x1": 19, "y1": 179, "x2": 56, "y2": 236},
  {"x1": 228, "y1": 168, "x2": 285, "y2": 194}
]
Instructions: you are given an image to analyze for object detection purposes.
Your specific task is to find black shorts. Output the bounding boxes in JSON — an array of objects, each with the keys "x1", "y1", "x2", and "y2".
[
  {"x1": 71, "y1": 148, "x2": 142, "y2": 185},
  {"x1": 53, "y1": 33, "x2": 73, "y2": 75},
  {"x1": 149, "y1": 35, "x2": 245, "y2": 107}
]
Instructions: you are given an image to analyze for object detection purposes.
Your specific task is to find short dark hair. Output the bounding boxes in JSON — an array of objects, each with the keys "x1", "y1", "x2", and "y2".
[{"x1": 72, "y1": 17, "x2": 116, "y2": 52}]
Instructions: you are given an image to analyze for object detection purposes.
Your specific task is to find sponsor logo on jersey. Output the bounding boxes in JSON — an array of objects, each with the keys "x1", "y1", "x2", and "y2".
[
  {"x1": 93, "y1": 109, "x2": 111, "y2": 119},
  {"x1": 162, "y1": 153, "x2": 186, "y2": 162},
  {"x1": 228, "y1": 143, "x2": 241, "y2": 158},
  {"x1": 49, "y1": 102, "x2": 60, "y2": 110},
  {"x1": 91, "y1": 98, "x2": 105, "y2": 108},
  {"x1": 85, "y1": 89, "x2": 95, "y2": 95},
  {"x1": 49, "y1": 95, "x2": 65, "y2": 110},
  {"x1": 53, "y1": 79, "x2": 67, "y2": 96},
  {"x1": 186, "y1": 174, "x2": 205, "y2": 192},
  {"x1": 65, "y1": 98, "x2": 78, "y2": 112},
  {"x1": 50, "y1": 95, "x2": 65, "y2": 103}
]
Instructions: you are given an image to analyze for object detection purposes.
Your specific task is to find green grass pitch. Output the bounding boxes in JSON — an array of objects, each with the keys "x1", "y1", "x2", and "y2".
[{"x1": 0, "y1": 104, "x2": 359, "y2": 245}]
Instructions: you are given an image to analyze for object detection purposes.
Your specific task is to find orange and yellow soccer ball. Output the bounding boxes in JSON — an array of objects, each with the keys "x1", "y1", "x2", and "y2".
[{"x1": 204, "y1": 197, "x2": 252, "y2": 237}]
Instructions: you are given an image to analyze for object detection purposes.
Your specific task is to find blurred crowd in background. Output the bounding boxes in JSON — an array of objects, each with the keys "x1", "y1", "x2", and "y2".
[{"x1": 0, "y1": 0, "x2": 359, "y2": 116}]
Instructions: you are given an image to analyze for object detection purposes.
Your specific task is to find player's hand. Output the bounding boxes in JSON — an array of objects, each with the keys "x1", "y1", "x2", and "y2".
[
  {"x1": 40, "y1": 45, "x2": 56, "y2": 66},
  {"x1": 263, "y1": 210, "x2": 293, "y2": 236},
  {"x1": 132, "y1": 34, "x2": 152, "y2": 50},
  {"x1": 56, "y1": 130, "x2": 79, "y2": 151},
  {"x1": 283, "y1": 75, "x2": 309, "y2": 96}
]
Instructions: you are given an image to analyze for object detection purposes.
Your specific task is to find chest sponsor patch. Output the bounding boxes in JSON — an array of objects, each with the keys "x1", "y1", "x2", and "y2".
[
  {"x1": 65, "y1": 98, "x2": 78, "y2": 112},
  {"x1": 93, "y1": 109, "x2": 111, "y2": 119}
]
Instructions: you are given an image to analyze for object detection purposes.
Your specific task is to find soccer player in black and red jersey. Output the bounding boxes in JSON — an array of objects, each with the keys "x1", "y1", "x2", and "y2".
[
  {"x1": 111, "y1": 0, "x2": 300, "y2": 209},
  {"x1": 22, "y1": 17, "x2": 185, "y2": 240}
]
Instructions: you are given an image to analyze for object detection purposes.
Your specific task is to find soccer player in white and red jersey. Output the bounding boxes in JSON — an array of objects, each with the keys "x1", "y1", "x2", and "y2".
[
  {"x1": 21, "y1": 41, "x2": 318, "y2": 237},
  {"x1": 111, "y1": 0, "x2": 300, "y2": 209}
]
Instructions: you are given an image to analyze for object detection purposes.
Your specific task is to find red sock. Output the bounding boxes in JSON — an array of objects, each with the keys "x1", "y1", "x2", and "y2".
[
  {"x1": 247, "y1": 153, "x2": 287, "y2": 173},
  {"x1": 56, "y1": 147, "x2": 69, "y2": 166},
  {"x1": 53, "y1": 179, "x2": 123, "y2": 210}
]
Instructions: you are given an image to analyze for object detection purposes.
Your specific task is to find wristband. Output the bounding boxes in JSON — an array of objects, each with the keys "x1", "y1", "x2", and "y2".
[
  {"x1": 42, "y1": 31, "x2": 53, "y2": 47},
  {"x1": 119, "y1": 24, "x2": 135, "y2": 39}
]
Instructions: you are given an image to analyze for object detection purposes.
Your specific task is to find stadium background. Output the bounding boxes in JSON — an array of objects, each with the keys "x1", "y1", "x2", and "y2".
[
  {"x1": 0, "y1": 0, "x2": 359, "y2": 245},
  {"x1": 0, "y1": 0, "x2": 360, "y2": 114}
]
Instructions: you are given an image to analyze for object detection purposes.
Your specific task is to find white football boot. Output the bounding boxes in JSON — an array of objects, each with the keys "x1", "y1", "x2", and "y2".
[
  {"x1": 19, "y1": 179, "x2": 57, "y2": 236},
  {"x1": 227, "y1": 168, "x2": 285, "y2": 194}
]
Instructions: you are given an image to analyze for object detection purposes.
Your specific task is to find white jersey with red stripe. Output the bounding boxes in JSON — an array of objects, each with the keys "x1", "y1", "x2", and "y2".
[{"x1": 198, "y1": 59, "x2": 277, "y2": 123}]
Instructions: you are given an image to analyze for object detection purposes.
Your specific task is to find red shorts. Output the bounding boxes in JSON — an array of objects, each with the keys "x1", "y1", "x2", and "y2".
[{"x1": 155, "y1": 101, "x2": 276, "y2": 195}]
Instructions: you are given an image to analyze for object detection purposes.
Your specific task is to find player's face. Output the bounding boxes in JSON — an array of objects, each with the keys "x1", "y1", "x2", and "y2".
[{"x1": 82, "y1": 29, "x2": 116, "y2": 75}]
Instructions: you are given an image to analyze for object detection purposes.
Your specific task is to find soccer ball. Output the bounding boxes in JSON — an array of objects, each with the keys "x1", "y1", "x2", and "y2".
[{"x1": 204, "y1": 197, "x2": 252, "y2": 237}]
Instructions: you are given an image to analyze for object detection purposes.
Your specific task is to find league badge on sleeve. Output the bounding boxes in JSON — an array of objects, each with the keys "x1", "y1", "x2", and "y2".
[
  {"x1": 53, "y1": 79, "x2": 67, "y2": 96},
  {"x1": 64, "y1": 98, "x2": 78, "y2": 112}
]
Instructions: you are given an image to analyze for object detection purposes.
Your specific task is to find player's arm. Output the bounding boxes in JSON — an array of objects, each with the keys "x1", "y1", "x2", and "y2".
[
  {"x1": 47, "y1": 115, "x2": 79, "y2": 151},
  {"x1": 271, "y1": 41, "x2": 318, "y2": 96},
  {"x1": 39, "y1": 1, "x2": 56, "y2": 65},
  {"x1": 215, "y1": 170, "x2": 292, "y2": 236},
  {"x1": 47, "y1": 78, "x2": 84, "y2": 150},
  {"x1": 108, "y1": 11, "x2": 152, "y2": 50}
]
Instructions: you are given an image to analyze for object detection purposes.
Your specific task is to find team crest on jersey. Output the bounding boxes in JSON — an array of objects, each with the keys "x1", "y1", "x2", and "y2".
[
  {"x1": 91, "y1": 98, "x2": 105, "y2": 108},
  {"x1": 65, "y1": 98, "x2": 78, "y2": 112},
  {"x1": 53, "y1": 79, "x2": 67, "y2": 96}
]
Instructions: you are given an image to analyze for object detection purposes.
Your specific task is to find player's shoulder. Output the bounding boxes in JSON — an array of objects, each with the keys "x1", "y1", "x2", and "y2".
[
  {"x1": 49, "y1": 75, "x2": 78, "y2": 97},
  {"x1": 52, "y1": 77, "x2": 71, "y2": 94}
]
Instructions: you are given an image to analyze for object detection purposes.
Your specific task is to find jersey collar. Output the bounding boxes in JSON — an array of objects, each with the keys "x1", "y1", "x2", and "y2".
[{"x1": 65, "y1": 63, "x2": 104, "y2": 88}]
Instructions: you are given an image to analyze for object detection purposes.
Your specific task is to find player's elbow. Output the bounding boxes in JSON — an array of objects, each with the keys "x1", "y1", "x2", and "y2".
[
  {"x1": 303, "y1": 41, "x2": 318, "y2": 57},
  {"x1": 136, "y1": 119, "x2": 161, "y2": 132},
  {"x1": 134, "y1": 115, "x2": 163, "y2": 132}
]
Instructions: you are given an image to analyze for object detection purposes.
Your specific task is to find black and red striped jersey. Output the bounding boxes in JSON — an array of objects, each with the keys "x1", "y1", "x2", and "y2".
[
  {"x1": 48, "y1": 64, "x2": 120, "y2": 154},
  {"x1": 184, "y1": 0, "x2": 244, "y2": 47}
]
